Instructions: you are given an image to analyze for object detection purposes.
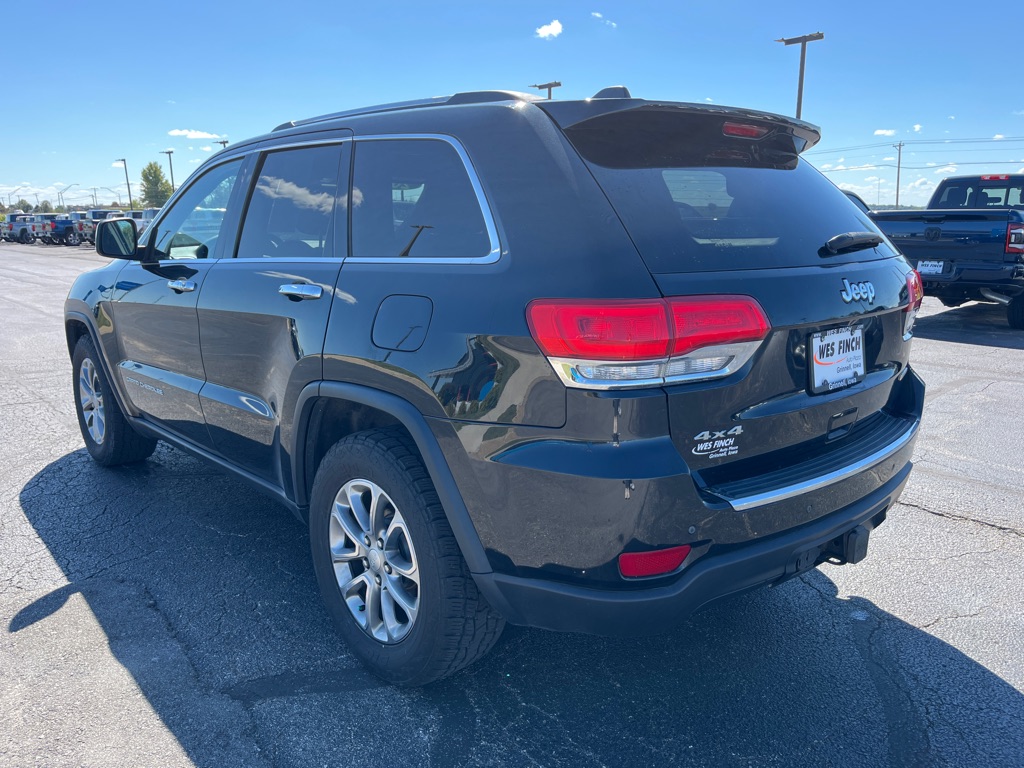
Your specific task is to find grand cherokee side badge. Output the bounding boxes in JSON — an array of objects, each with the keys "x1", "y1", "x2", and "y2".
[{"x1": 840, "y1": 278, "x2": 875, "y2": 304}]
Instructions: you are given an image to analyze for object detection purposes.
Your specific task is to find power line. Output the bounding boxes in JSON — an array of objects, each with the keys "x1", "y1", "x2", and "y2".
[{"x1": 806, "y1": 135, "x2": 1024, "y2": 156}]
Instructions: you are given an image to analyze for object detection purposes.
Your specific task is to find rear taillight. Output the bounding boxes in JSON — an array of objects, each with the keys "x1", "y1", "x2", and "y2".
[
  {"x1": 1006, "y1": 223, "x2": 1024, "y2": 256},
  {"x1": 904, "y1": 269, "x2": 924, "y2": 336},
  {"x1": 527, "y1": 295, "x2": 770, "y2": 390},
  {"x1": 619, "y1": 545, "x2": 692, "y2": 578}
]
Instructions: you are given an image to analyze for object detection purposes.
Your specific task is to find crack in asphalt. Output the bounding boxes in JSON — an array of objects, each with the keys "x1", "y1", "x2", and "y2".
[{"x1": 899, "y1": 501, "x2": 1024, "y2": 539}]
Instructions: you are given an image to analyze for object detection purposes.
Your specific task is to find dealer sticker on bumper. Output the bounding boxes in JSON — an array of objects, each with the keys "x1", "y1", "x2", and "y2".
[
  {"x1": 811, "y1": 325, "x2": 865, "y2": 394},
  {"x1": 917, "y1": 260, "x2": 944, "y2": 275}
]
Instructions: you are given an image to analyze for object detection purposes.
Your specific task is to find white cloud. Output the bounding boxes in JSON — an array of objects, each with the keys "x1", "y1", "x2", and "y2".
[
  {"x1": 913, "y1": 124, "x2": 922, "y2": 132},
  {"x1": 166, "y1": 100, "x2": 176, "y2": 105},
  {"x1": 821, "y1": 163, "x2": 833, "y2": 170},
  {"x1": 883, "y1": 156, "x2": 895, "y2": 161},
  {"x1": 111, "y1": 161, "x2": 124, "y2": 168},
  {"x1": 909, "y1": 177, "x2": 934, "y2": 189},
  {"x1": 993, "y1": 134, "x2": 1004, "y2": 140},
  {"x1": 837, "y1": 157, "x2": 845, "y2": 163},
  {"x1": 168, "y1": 128, "x2": 221, "y2": 139},
  {"x1": 200, "y1": 146, "x2": 213, "y2": 152},
  {"x1": 188, "y1": 158, "x2": 202, "y2": 164},
  {"x1": 535, "y1": 20, "x2": 563, "y2": 39},
  {"x1": 948, "y1": 115, "x2": 955, "y2": 120},
  {"x1": 874, "y1": 129, "x2": 896, "y2": 136},
  {"x1": 864, "y1": 176, "x2": 879, "y2": 182},
  {"x1": 591, "y1": 11, "x2": 617, "y2": 27},
  {"x1": 926, "y1": 162, "x2": 936, "y2": 167},
  {"x1": 934, "y1": 165, "x2": 958, "y2": 174},
  {"x1": 705, "y1": 97, "x2": 713, "y2": 102}
]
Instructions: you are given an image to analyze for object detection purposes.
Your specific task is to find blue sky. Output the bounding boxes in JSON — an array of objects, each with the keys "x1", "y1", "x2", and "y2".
[{"x1": 3, "y1": 1, "x2": 1022, "y2": 210}]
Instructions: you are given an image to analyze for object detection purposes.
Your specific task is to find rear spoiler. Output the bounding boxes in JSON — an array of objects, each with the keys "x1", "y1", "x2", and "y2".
[{"x1": 538, "y1": 99, "x2": 821, "y2": 153}]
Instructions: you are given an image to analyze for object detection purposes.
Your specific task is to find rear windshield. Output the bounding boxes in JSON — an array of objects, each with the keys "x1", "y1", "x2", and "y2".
[
  {"x1": 564, "y1": 110, "x2": 898, "y2": 273},
  {"x1": 933, "y1": 179, "x2": 1024, "y2": 209}
]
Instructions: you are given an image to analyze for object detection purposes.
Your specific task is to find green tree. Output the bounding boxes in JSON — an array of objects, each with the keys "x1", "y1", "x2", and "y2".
[
  {"x1": 13, "y1": 199, "x2": 32, "y2": 213},
  {"x1": 37, "y1": 199, "x2": 53, "y2": 213},
  {"x1": 140, "y1": 162, "x2": 173, "y2": 208}
]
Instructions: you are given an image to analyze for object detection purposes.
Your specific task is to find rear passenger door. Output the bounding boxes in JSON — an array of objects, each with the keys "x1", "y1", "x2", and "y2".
[{"x1": 196, "y1": 136, "x2": 350, "y2": 489}]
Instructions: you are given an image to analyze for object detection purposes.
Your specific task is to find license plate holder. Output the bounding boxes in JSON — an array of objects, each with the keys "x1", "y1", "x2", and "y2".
[
  {"x1": 810, "y1": 325, "x2": 865, "y2": 395},
  {"x1": 917, "y1": 259, "x2": 944, "y2": 275}
]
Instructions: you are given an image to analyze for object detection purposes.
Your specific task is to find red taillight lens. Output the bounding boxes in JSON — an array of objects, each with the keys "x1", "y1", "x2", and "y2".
[
  {"x1": 905, "y1": 270, "x2": 924, "y2": 311},
  {"x1": 526, "y1": 299, "x2": 671, "y2": 361},
  {"x1": 528, "y1": 295, "x2": 771, "y2": 389},
  {"x1": 722, "y1": 121, "x2": 770, "y2": 139},
  {"x1": 669, "y1": 296, "x2": 771, "y2": 356},
  {"x1": 619, "y1": 545, "x2": 692, "y2": 578},
  {"x1": 1006, "y1": 224, "x2": 1024, "y2": 255}
]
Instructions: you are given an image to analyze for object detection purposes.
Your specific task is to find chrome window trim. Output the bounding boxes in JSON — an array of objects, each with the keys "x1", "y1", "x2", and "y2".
[
  {"x1": 154, "y1": 134, "x2": 502, "y2": 264},
  {"x1": 722, "y1": 419, "x2": 919, "y2": 512},
  {"x1": 346, "y1": 134, "x2": 502, "y2": 265}
]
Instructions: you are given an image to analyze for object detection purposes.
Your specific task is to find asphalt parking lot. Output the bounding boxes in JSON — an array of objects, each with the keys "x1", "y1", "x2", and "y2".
[{"x1": 1, "y1": 239, "x2": 1022, "y2": 767}]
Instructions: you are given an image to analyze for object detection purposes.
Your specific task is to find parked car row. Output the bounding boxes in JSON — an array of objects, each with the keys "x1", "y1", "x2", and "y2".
[{"x1": 2, "y1": 208, "x2": 160, "y2": 246}]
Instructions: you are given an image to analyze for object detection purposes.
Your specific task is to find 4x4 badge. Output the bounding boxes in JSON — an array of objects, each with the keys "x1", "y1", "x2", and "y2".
[
  {"x1": 692, "y1": 426, "x2": 743, "y2": 458},
  {"x1": 840, "y1": 278, "x2": 875, "y2": 304}
]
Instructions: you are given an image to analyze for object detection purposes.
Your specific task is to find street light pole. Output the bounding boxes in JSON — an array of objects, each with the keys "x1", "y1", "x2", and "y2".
[
  {"x1": 58, "y1": 183, "x2": 78, "y2": 212},
  {"x1": 892, "y1": 142, "x2": 904, "y2": 208},
  {"x1": 775, "y1": 32, "x2": 824, "y2": 119},
  {"x1": 101, "y1": 187, "x2": 123, "y2": 206},
  {"x1": 215, "y1": 140, "x2": 228, "y2": 149},
  {"x1": 115, "y1": 159, "x2": 134, "y2": 210},
  {"x1": 529, "y1": 81, "x2": 562, "y2": 100},
  {"x1": 160, "y1": 149, "x2": 175, "y2": 192},
  {"x1": 8, "y1": 186, "x2": 23, "y2": 207}
]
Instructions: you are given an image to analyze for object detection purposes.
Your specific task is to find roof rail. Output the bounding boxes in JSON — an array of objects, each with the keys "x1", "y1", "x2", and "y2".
[{"x1": 272, "y1": 90, "x2": 540, "y2": 132}]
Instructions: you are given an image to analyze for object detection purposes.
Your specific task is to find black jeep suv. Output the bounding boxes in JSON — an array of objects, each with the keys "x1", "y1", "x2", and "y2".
[{"x1": 65, "y1": 88, "x2": 925, "y2": 685}]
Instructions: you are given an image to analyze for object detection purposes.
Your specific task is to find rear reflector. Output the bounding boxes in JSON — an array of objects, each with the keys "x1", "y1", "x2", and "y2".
[
  {"x1": 527, "y1": 295, "x2": 770, "y2": 389},
  {"x1": 619, "y1": 545, "x2": 692, "y2": 578}
]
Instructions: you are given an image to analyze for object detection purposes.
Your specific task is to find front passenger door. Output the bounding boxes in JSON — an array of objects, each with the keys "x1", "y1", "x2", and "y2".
[{"x1": 110, "y1": 158, "x2": 246, "y2": 446}]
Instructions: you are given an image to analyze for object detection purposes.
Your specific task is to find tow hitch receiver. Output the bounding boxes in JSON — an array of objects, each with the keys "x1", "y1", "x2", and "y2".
[{"x1": 823, "y1": 523, "x2": 872, "y2": 565}]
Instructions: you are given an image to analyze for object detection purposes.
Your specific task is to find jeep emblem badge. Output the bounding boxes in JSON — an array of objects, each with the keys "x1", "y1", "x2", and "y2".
[{"x1": 840, "y1": 277, "x2": 876, "y2": 304}]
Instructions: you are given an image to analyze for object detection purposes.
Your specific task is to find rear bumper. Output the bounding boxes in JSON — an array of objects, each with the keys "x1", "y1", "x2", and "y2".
[
  {"x1": 916, "y1": 260, "x2": 1024, "y2": 298},
  {"x1": 473, "y1": 459, "x2": 911, "y2": 635}
]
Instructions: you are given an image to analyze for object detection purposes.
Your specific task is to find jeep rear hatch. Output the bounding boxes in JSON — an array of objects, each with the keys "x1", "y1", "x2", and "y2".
[{"x1": 538, "y1": 101, "x2": 920, "y2": 504}]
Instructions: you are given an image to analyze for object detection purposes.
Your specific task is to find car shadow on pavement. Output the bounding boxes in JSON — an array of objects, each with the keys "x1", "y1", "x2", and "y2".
[
  {"x1": 913, "y1": 300, "x2": 1024, "y2": 349},
  {"x1": 11, "y1": 446, "x2": 1024, "y2": 767}
]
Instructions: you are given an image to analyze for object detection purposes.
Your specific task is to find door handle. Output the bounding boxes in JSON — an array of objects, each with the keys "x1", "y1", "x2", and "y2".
[
  {"x1": 167, "y1": 279, "x2": 197, "y2": 293},
  {"x1": 279, "y1": 283, "x2": 323, "y2": 300}
]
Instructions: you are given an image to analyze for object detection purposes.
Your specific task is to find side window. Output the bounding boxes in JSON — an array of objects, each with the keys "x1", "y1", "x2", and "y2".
[
  {"x1": 1009, "y1": 186, "x2": 1023, "y2": 207},
  {"x1": 351, "y1": 139, "x2": 490, "y2": 259},
  {"x1": 236, "y1": 144, "x2": 344, "y2": 259},
  {"x1": 149, "y1": 160, "x2": 241, "y2": 260}
]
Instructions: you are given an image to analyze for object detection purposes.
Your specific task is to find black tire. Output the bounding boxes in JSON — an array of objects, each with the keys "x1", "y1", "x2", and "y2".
[
  {"x1": 72, "y1": 336, "x2": 157, "y2": 466},
  {"x1": 309, "y1": 427, "x2": 504, "y2": 686},
  {"x1": 65, "y1": 230, "x2": 81, "y2": 246},
  {"x1": 19, "y1": 231, "x2": 31, "y2": 244},
  {"x1": 1008, "y1": 298, "x2": 1024, "y2": 330}
]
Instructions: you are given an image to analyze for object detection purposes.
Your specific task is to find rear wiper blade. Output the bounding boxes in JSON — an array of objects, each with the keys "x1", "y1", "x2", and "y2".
[{"x1": 821, "y1": 231, "x2": 883, "y2": 257}]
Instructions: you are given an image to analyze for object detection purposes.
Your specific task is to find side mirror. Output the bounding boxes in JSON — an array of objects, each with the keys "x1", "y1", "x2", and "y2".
[{"x1": 96, "y1": 218, "x2": 139, "y2": 259}]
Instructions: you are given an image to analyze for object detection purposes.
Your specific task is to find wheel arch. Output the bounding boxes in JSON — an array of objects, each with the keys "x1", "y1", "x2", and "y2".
[
  {"x1": 293, "y1": 382, "x2": 491, "y2": 574},
  {"x1": 65, "y1": 310, "x2": 135, "y2": 418}
]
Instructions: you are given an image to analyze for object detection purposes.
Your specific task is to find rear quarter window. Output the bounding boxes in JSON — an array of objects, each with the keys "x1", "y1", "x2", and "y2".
[{"x1": 350, "y1": 138, "x2": 492, "y2": 260}]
